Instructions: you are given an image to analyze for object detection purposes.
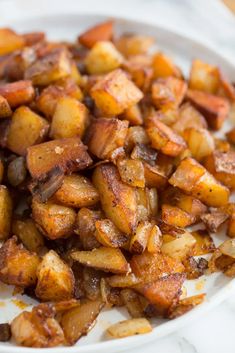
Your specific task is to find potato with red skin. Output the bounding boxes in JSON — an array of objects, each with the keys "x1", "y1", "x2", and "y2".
[
  {"x1": 0, "y1": 80, "x2": 35, "y2": 108},
  {"x1": 152, "y1": 52, "x2": 182, "y2": 79},
  {"x1": 0, "y1": 28, "x2": 25, "y2": 55},
  {"x1": 78, "y1": 21, "x2": 113, "y2": 48}
]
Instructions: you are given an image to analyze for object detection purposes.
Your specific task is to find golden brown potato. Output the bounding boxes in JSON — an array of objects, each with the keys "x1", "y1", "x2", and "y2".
[
  {"x1": 0, "y1": 28, "x2": 25, "y2": 55},
  {"x1": 35, "y1": 250, "x2": 75, "y2": 301},
  {"x1": 214, "y1": 137, "x2": 230, "y2": 152},
  {"x1": 186, "y1": 89, "x2": 229, "y2": 130},
  {"x1": 135, "y1": 187, "x2": 158, "y2": 222},
  {"x1": 200, "y1": 210, "x2": 228, "y2": 233},
  {"x1": 25, "y1": 48, "x2": 71, "y2": 86},
  {"x1": 115, "y1": 34, "x2": 154, "y2": 57},
  {"x1": 204, "y1": 151, "x2": 235, "y2": 190},
  {"x1": 32, "y1": 198, "x2": 77, "y2": 240},
  {"x1": 27, "y1": 137, "x2": 92, "y2": 180},
  {"x1": 22, "y1": 31, "x2": 45, "y2": 46},
  {"x1": 90, "y1": 69, "x2": 143, "y2": 115},
  {"x1": 168, "y1": 294, "x2": 205, "y2": 319},
  {"x1": 227, "y1": 206, "x2": 235, "y2": 238},
  {"x1": 0, "y1": 95, "x2": 12, "y2": 118},
  {"x1": 53, "y1": 174, "x2": 99, "y2": 208},
  {"x1": 161, "y1": 232, "x2": 196, "y2": 260},
  {"x1": 0, "y1": 80, "x2": 35, "y2": 108},
  {"x1": 76, "y1": 208, "x2": 102, "y2": 250},
  {"x1": 7, "y1": 106, "x2": 49, "y2": 156},
  {"x1": 152, "y1": 52, "x2": 182, "y2": 79},
  {"x1": 143, "y1": 163, "x2": 168, "y2": 189},
  {"x1": 189, "y1": 59, "x2": 219, "y2": 93},
  {"x1": 87, "y1": 118, "x2": 128, "y2": 159},
  {"x1": 169, "y1": 157, "x2": 229, "y2": 207},
  {"x1": 129, "y1": 221, "x2": 153, "y2": 254},
  {"x1": 0, "y1": 185, "x2": 12, "y2": 240},
  {"x1": 183, "y1": 127, "x2": 215, "y2": 161},
  {"x1": 12, "y1": 218, "x2": 45, "y2": 252},
  {"x1": 151, "y1": 77, "x2": 187, "y2": 110},
  {"x1": 117, "y1": 158, "x2": 145, "y2": 188},
  {"x1": 95, "y1": 219, "x2": 128, "y2": 248},
  {"x1": 125, "y1": 126, "x2": 150, "y2": 152},
  {"x1": 121, "y1": 104, "x2": 143, "y2": 126},
  {"x1": 147, "y1": 224, "x2": 162, "y2": 253},
  {"x1": 78, "y1": 20, "x2": 113, "y2": 48},
  {"x1": 71, "y1": 247, "x2": 131, "y2": 274},
  {"x1": 50, "y1": 97, "x2": 88, "y2": 139},
  {"x1": 123, "y1": 54, "x2": 153, "y2": 92},
  {"x1": 61, "y1": 300, "x2": 104, "y2": 344},
  {"x1": 146, "y1": 115, "x2": 186, "y2": 157},
  {"x1": 107, "y1": 273, "x2": 141, "y2": 288},
  {"x1": 85, "y1": 41, "x2": 123, "y2": 74},
  {"x1": 120, "y1": 289, "x2": 144, "y2": 318},
  {"x1": 172, "y1": 103, "x2": 208, "y2": 133},
  {"x1": 93, "y1": 164, "x2": 137, "y2": 234},
  {"x1": 191, "y1": 229, "x2": 215, "y2": 256},
  {"x1": 107, "y1": 318, "x2": 152, "y2": 338},
  {"x1": 161, "y1": 204, "x2": 195, "y2": 228},
  {"x1": 0, "y1": 236, "x2": 40, "y2": 287}
]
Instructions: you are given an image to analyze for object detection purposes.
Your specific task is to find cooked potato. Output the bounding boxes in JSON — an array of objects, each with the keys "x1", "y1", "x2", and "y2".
[
  {"x1": 204, "y1": 151, "x2": 235, "y2": 190},
  {"x1": 76, "y1": 208, "x2": 102, "y2": 250},
  {"x1": 191, "y1": 229, "x2": 215, "y2": 256},
  {"x1": 125, "y1": 126, "x2": 150, "y2": 152},
  {"x1": 120, "y1": 289, "x2": 144, "y2": 318},
  {"x1": 189, "y1": 59, "x2": 219, "y2": 93},
  {"x1": 186, "y1": 89, "x2": 229, "y2": 130},
  {"x1": 22, "y1": 31, "x2": 45, "y2": 45},
  {"x1": 12, "y1": 218, "x2": 44, "y2": 252},
  {"x1": 115, "y1": 34, "x2": 154, "y2": 57},
  {"x1": 0, "y1": 95, "x2": 12, "y2": 118},
  {"x1": 71, "y1": 247, "x2": 130, "y2": 274},
  {"x1": 85, "y1": 41, "x2": 123, "y2": 74},
  {"x1": 93, "y1": 164, "x2": 137, "y2": 234},
  {"x1": 146, "y1": 115, "x2": 186, "y2": 157},
  {"x1": 107, "y1": 273, "x2": 141, "y2": 288},
  {"x1": 135, "y1": 187, "x2": 158, "y2": 222},
  {"x1": 0, "y1": 28, "x2": 25, "y2": 55},
  {"x1": 7, "y1": 106, "x2": 49, "y2": 155},
  {"x1": 36, "y1": 250, "x2": 75, "y2": 301},
  {"x1": 121, "y1": 104, "x2": 143, "y2": 126},
  {"x1": 61, "y1": 300, "x2": 104, "y2": 344},
  {"x1": 95, "y1": 219, "x2": 128, "y2": 248},
  {"x1": 152, "y1": 52, "x2": 182, "y2": 79},
  {"x1": 201, "y1": 209, "x2": 228, "y2": 233},
  {"x1": 32, "y1": 198, "x2": 76, "y2": 239},
  {"x1": 227, "y1": 207, "x2": 235, "y2": 238},
  {"x1": 143, "y1": 163, "x2": 168, "y2": 189},
  {"x1": 183, "y1": 127, "x2": 215, "y2": 161},
  {"x1": 50, "y1": 97, "x2": 88, "y2": 139},
  {"x1": 87, "y1": 118, "x2": 128, "y2": 159},
  {"x1": 117, "y1": 158, "x2": 145, "y2": 188},
  {"x1": 53, "y1": 174, "x2": 99, "y2": 208},
  {"x1": 182, "y1": 256, "x2": 208, "y2": 280},
  {"x1": 0, "y1": 80, "x2": 35, "y2": 108},
  {"x1": 0, "y1": 185, "x2": 12, "y2": 240},
  {"x1": 123, "y1": 54, "x2": 153, "y2": 92},
  {"x1": 161, "y1": 232, "x2": 196, "y2": 260},
  {"x1": 129, "y1": 221, "x2": 153, "y2": 254},
  {"x1": 172, "y1": 103, "x2": 208, "y2": 133},
  {"x1": 161, "y1": 204, "x2": 195, "y2": 228},
  {"x1": 27, "y1": 137, "x2": 92, "y2": 180},
  {"x1": 107, "y1": 318, "x2": 152, "y2": 338},
  {"x1": 168, "y1": 294, "x2": 205, "y2": 319},
  {"x1": 219, "y1": 239, "x2": 235, "y2": 259},
  {"x1": 0, "y1": 236, "x2": 40, "y2": 287},
  {"x1": 169, "y1": 157, "x2": 229, "y2": 207},
  {"x1": 90, "y1": 69, "x2": 143, "y2": 115},
  {"x1": 78, "y1": 20, "x2": 113, "y2": 48},
  {"x1": 25, "y1": 48, "x2": 71, "y2": 86}
]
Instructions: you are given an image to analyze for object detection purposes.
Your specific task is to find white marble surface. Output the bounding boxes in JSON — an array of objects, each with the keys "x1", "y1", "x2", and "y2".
[{"x1": 1, "y1": 1, "x2": 235, "y2": 352}]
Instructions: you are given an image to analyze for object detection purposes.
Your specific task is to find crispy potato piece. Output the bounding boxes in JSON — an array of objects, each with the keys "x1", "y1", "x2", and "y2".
[
  {"x1": 11, "y1": 304, "x2": 65, "y2": 348},
  {"x1": 117, "y1": 158, "x2": 145, "y2": 188},
  {"x1": 25, "y1": 48, "x2": 71, "y2": 85},
  {"x1": 78, "y1": 21, "x2": 113, "y2": 48},
  {"x1": 83, "y1": 267, "x2": 102, "y2": 301},
  {"x1": 172, "y1": 103, "x2": 208, "y2": 133},
  {"x1": 161, "y1": 232, "x2": 196, "y2": 260},
  {"x1": 36, "y1": 78, "x2": 83, "y2": 119},
  {"x1": 151, "y1": 77, "x2": 187, "y2": 110},
  {"x1": 152, "y1": 52, "x2": 182, "y2": 79},
  {"x1": 120, "y1": 289, "x2": 144, "y2": 318},
  {"x1": 53, "y1": 174, "x2": 99, "y2": 208},
  {"x1": 0, "y1": 236, "x2": 40, "y2": 287},
  {"x1": 76, "y1": 208, "x2": 102, "y2": 250},
  {"x1": 32, "y1": 198, "x2": 76, "y2": 240},
  {"x1": 123, "y1": 54, "x2": 153, "y2": 92},
  {"x1": 189, "y1": 59, "x2": 219, "y2": 93},
  {"x1": 183, "y1": 127, "x2": 214, "y2": 161},
  {"x1": 129, "y1": 221, "x2": 153, "y2": 254},
  {"x1": 12, "y1": 218, "x2": 44, "y2": 252},
  {"x1": 169, "y1": 157, "x2": 229, "y2": 207},
  {"x1": 87, "y1": 118, "x2": 128, "y2": 160},
  {"x1": 115, "y1": 34, "x2": 154, "y2": 57},
  {"x1": 131, "y1": 144, "x2": 158, "y2": 165},
  {"x1": 85, "y1": 41, "x2": 123, "y2": 74},
  {"x1": 191, "y1": 230, "x2": 215, "y2": 256},
  {"x1": 50, "y1": 97, "x2": 88, "y2": 139},
  {"x1": 204, "y1": 151, "x2": 235, "y2": 190},
  {"x1": 0, "y1": 185, "x2": 12, "y2": 240},
  {"x1": 36, "y1": 250, "x2": 75, "y2": 301},
  {"x1": 0, "y1": 28, "x2": 25, "y2": 55},
  {"x1": 90, "y1": 69, "x2": 143, "y2": 115},
  {"x1": 186, "y1": 89, "x2": 229, "y2": 130},
  {"x1": 135, "y1": 187, "x2": 158, "y2": 222},
  {"x1": 95, "y1": 219, "x2": 128, "y2": 248},
  {"x1": 71, "y1": 247, "x2": 130, "y2": 274},
  {"x1": 27, "y1": 137, "x2": 92, "y2": 180},
  {"x1": 146, "y1": 115, "x2": 186, "y2": 157},
  {"x1": 7, "y1": 106, "x2": 49, "y2": 156},
  {"x1": 168, "y1": 293, "x2": 205, "y2": 319},
  {"x1": 182, "y1": 256, "x2": 208, "y2": 280},
  {"x1": 0, "y1": 95, "x2": 12, "y2": 118},
  {"x1": 61, "y1": 299, "x2": 104, "y2": 344},
  {"x1": 93, "y1": 164, "x2": 137, "y2": 234},
  {"x1": 0, "y1": 80, "x2": 35, "y2": 108},
  {"x1": 107, "y1": 273, "x2": 141, "y2": 288},
  {"x1": 200, "y1": 210, "x2": 228, "y2": 233},
  {"x1": 130, "y1": 252, "x2": 184, "y2": 282},
  {"x1": 135, "y1": 273, "x2": 185, "y2": 316},
  {"x1": 107, "y1": 318, "x2": 152, "y2": 338},
  {"x1": 147, "y1": 224, "x2": 162, "y2": 253},
  {"x1": 219, "y1": 239, "x2": 235, "y2": 259},
  {"x1": 22, "y1": 31, "x2": 45, "y2": 46},
  {"x1": 143, "y1": 163, "x2": 168, "y2": 189},
  {"x1": 121, "y1": 104, "x2": 143, "y2": 126},
  {"x1": 161, "y1": 204, "x2": 195, "y2": 228},
  {"x1": 125, "y1": 126, "x2": 150, "y2": 152}
]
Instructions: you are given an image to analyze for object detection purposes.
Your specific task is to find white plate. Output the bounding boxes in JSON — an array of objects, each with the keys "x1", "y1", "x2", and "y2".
[{"x1": 1, "y1": 12, "x2": 235, "y2": 353}]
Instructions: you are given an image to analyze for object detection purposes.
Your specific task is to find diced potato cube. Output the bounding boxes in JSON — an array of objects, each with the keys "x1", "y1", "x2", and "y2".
[
  {"x1": 143, "y1": 163, "x2": 168, "y2": 189},
  {"x1": 121, "y1": 104, "x2": 143, "y2": 126},
  {"x1": 117, "y1": 158, "x2": 145, "y2": 188},
  {"x1": 129, "y1": 221, "x2": 153, "y2": 253},
  {"x1": 87, "y1": 118, "x2": 128, "y2": 159},
  {"x1": 0, "y1": 95, "x2": 12, "y2": 118},
  {"x1": 161, "y1": 204, "x2": 195, "y2": 228},
  {"x1": 7, "y1": 106, "x2": 49, "y2": 155},
  {"x1": 201, "y1": 210, "x2": 228, "y2": 233},
  {"x1": 107, "y1": 273, "x2": 141, "y2": 288},
  {"x1": 90, "y1": 69, "x2": 143, "y2": 115},
  {"x1": 0, "y1": 236, "x2": 40, "y2": 287},
  {"x1": 191, "y1": 229, "x2": 215, "y2": 256},
  {"x1": 12, "y1": 218, "x2": 44, "y2": 252},
  {"x1": 85, "y1": 41, "x2": 123, "y2": 74},
  {"x1": 123, "y1": 55, "x2": 153, "y2": 91},
  {"x1": 135, "y1": 187, "x2": 158, "y2": 222},
  {"x1": 22, "y1": 31, "x2": 45, "y2": 46},
  {"x1": 0, "y1": 28, "x2": 25, "y2": 55},
  {"x1": 76, "y1": 208, "x2": 102, "y2": 250},
  {"x1": 146, "y1": 115, "x2": 186, "y2": 156},
  {"x1": 147, "y1": 224, "x2": 162, "y2": 253},
  {"x1": 36, "y1": 250, "x2": 75, "y2": 301},
  {"x1": 186, "y1": 89, "x2": 229, "y2": 130},
  {"x1": 32, "y1": 198, "x2": 77, "y2": 239},
  {"x1": 0, "y1": 186, "x2": 13, "y2": 240},
  {"x1": 172, "y1": 103, "x2": 208, "y2": 133},
  {"x1": 152, "y1": 52, "x2": 182, "y2": 79},
  {"x1": 93, "y1": 164, "x2": 137, "y2": 234},
  {"x1": 161, "y1": 231, "x2": 196, "y2": 260},
  {"x1": 0, "y1": 80, "x2": 35, "y2": 108},
  {"x1": 78, "y1": 20, "x2": 113, "y2": 48},
  {"x1": 95, "y1": 219, "x2": 128, "y2": 248},
  {"x1": 115, "y1": 34, "x2": 154, "y2": 57},
  {"x1": 189, "y1": 59, "x2": 220, "y2": 93},
  {"x1": 183, "y1": 127, "x2": 215, "y2": 161},
  {"x1": 107, "y1": 318, "x2": 152, "y2": 338},
  {"x1": 120, "y1": 289, "x2": 144, "y2": 318},
  {"x1": 71, "y1": 247, "x2": 130, "y2": 274}
]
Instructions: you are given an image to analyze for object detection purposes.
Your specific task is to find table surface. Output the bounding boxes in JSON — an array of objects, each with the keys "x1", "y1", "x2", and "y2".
[{"x1": 1, "y1": 0, "x2": 235, "y2": 352}]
